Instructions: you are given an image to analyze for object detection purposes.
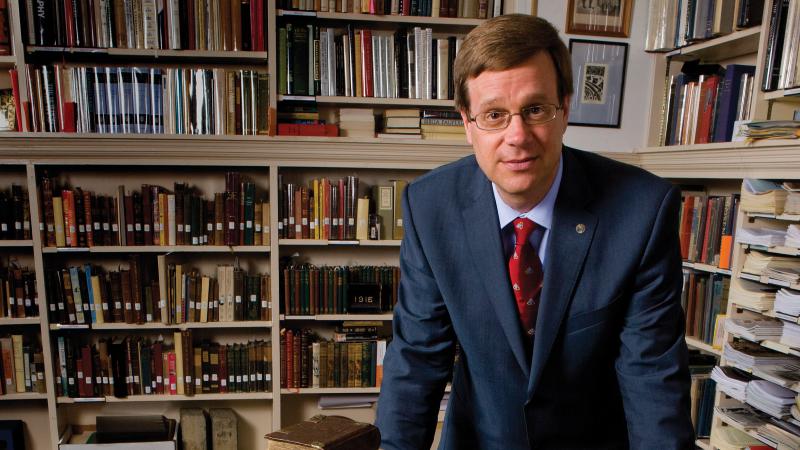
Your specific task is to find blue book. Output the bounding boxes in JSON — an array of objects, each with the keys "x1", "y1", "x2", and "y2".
[
  {"x1": 712, "y1": 64, "x2": 755, "y2": 143},
  {"x1": 84, "y1": 264, "x2": 96, "y2": 324}
]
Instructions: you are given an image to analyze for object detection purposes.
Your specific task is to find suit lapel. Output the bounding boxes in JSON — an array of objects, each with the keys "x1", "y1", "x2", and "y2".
[
  {"x1": 461, "y1": 168, "x2": 530, "y2": 377},
  {"x1": 528, "y1": 148, "x2": 597, "y2": 396}
]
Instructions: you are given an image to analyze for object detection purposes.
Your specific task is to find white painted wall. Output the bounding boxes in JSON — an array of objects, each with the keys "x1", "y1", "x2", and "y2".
[{"x1": 533, "y1": 1, "x2": 654, "y2": 153}]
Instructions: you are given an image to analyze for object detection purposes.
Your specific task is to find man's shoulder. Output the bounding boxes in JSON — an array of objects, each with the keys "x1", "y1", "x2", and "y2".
[
  {"x1": 566, "y1": 147, "x2": 673, "y2": 194},
  {"x1": 408, "y1": 154, "x2": 480, "y2": 192}
]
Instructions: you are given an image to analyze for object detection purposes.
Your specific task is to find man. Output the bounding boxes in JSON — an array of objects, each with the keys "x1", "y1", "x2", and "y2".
[{"x1": 375, "y1": 14, "x2": 693, "y2": 450}]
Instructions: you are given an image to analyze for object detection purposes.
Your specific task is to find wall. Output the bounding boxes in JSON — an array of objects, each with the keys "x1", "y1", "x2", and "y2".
[{"x1": 531, "y1": 1, "x2": 653, "y2": 153}]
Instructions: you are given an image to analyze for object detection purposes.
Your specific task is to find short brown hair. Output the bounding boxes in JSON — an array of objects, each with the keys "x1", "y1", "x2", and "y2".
[{"x1": 453, "y1": 14, "x2": 573, "y2": 113}]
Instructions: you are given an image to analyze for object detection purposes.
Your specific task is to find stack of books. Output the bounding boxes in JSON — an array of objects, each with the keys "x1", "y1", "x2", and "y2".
[
  {"x1": 724, "y1": 317, "x2": 783, "y2": 341},
  {"x1": 741, "y1": 179, "x2": 788, "y2": 215},
  {"x1": 420, "y1": 109, "x2": 465, "y2": 141},
  {"x1": 338, "y1": 108, "x2": 376, "y2": 138},
  {"x1": 729, "y1": 277, "x2": 778, "y2": 312},
  {"x1": 378, "y1": 109, "x2": 421, "y2": 138},
  {"x1": 742, "y1": 250, "x2": 800, "y2": 277},
  {"x1": 746, "y1": 380, "x2": 796, "y2": 418}
]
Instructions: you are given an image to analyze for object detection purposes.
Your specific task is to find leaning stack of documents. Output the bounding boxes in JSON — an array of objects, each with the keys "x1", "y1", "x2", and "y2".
[
  {"x1": 741, "y1": 121, "x2": 800, "y2": 142},
  {"x1": 724, "y1": 340, "x2": 796, "y2": 371},
  {"x1": 783, "y1": 182, "x2": 800, "y2": 214},
  {"x1": 729, "y1": 277, "x2": 779, "y2": 311},
  {"x1": 775, "y1": 289, "x2": 800, "y2": 318},
  {"x1": 764, "y1": 266, "x2": 800, "y2": 284},
  {"x1": 780, "y1": 321, "x2": 800, "y2": 348},
  {"x1": 757, "y1": 422, "x2": 800, "y2": 449},
  {"x1": 742, "y1": 250, "x2": 800, "y2": 276},
  {"x1": 737, "y1": 227, "x2": 788, "y2": 247},
  {"x1": 746, "y1": 380, "x2": 796, "y2": 418},
  {"x1": 786, "y1": 224, "x2": 800, "y2": 248},
  {"x1": 741, "y1": 179, "x2": 788, "y2": 214},
  {"x1": 752, "y1": 363, "x2": 800, "y2": 390},
  {"x1": 710, "y1": 425, "x2": 767, "y2": 450},
  {"x1": 725, "y1": 317, "x2": 783, "y2": 341},
  {"x1": 711, "y1": 366, "x2": 755, "y2": 401}
]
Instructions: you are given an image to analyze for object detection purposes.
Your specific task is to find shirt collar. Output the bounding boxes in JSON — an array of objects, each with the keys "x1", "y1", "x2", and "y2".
[{"x1": 493, "y1": 153, "x2": 563, "y2": 231}]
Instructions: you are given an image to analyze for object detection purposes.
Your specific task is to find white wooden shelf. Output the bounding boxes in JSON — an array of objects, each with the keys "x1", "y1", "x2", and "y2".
[
  {"x1": 42, "y1": 245, "x2": 270, "y2": 254},
  {"x1": 278, "y1": 10, "x2": 483, "y2": 26},
  {"x1": 0, "y1": 239, "x2": 34, "y2": 247},
  {"x1": 279, "y1": 94, "x2": 455, "y2": 107},
  {"x1": 742, "y1": 243, "x2": 800, "y2": 257},
  {"x1": 57, "y1": 392, "x2": 272, "y2": 403},
  {"x1": 280, "y1": 387, "x2": 380, "y2": 394},
  {"x1": 685, "y1": 336, "x2": 721, "y2": 356},
  {"x1": 279, "y1": 239, "x2": 401, "y2": 246},
  {"x1": 52, "y1": 321, "x2": 272, "y2": 331},
  {"x1": 0, "y1": 55, "x2": 16, "y2": 65},
  {"x1": 0, "y1": 392, "x2": 48, "y2": 400},
  {"x1": 716, "y1": 409, "x2": 777, "y2": 448},
  {"x1": 0, "y1": 317, "x2": 41, "y2": 326},
  {"x1": 281, "y1": 314, "x2": 393, "y2": 321},
  {"x1": 666, "y1": 27, "x2": 761, "y2": 61},
  {"x1": 694, "y1": 438, "x2": 710, "y2": 450},
  {"x1": 763, "y1": 87, "x2": 800, "y2": 102},
  {"x1": 25, "y1": 46, "x2": 268, "y2": 61},
  {"x1": 682, "y1": 261, "x2": 733, "y2": 276},
  {"x1": 746, "y1": 212, "x2": 800, "y2": 221}
]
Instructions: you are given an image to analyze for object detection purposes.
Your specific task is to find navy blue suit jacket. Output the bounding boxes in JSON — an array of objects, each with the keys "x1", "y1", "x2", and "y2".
[{"x1": 375, "y1": 147, "x2": 694, "y2": 449}]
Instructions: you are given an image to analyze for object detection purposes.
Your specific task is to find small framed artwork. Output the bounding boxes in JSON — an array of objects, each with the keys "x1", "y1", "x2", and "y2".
[
  {"x1": 568, "y1": 39, "x2": 628, "y2": 128},
  {"x1": 566, "y1": 0, "x2": 633, "y2": 38}
]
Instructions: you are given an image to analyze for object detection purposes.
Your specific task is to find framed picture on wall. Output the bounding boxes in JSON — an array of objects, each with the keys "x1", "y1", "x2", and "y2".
[
  {"x1": 566, "y1": 0, "x2": 633, "y2": 38},
  {"x1": 568, "y1": 39, "x2": 628, "y2": 128}
]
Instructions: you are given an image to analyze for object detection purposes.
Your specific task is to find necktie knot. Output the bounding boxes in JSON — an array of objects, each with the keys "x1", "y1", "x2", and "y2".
[{"x1": 512, "y1": 217, "x2": 536, "y2": 246}]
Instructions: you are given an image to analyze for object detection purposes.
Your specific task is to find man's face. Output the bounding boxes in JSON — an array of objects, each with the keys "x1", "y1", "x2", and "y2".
[{"x1": 461, "y1": 52, "x2": 570, "y2": 212}]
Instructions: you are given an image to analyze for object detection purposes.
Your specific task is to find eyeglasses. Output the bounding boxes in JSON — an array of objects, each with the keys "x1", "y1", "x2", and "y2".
[{"x1": 467, "y1": 104, "x2": 563, "y2": 131}]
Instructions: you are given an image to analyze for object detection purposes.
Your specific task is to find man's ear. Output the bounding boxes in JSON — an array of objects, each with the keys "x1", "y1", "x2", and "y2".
[{"x1": 460, "y1": 110, "x2": 473, "y2": 145}]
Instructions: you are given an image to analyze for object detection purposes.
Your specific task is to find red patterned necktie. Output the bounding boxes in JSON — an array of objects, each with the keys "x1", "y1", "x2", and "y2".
[{"x1": 509, "y1": 217, "x2": 543, "y2": 337}]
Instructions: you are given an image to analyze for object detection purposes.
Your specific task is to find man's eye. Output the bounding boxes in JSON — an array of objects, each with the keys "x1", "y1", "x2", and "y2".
[
  {"x1": 526, "y1": 106, "x2": 545, "y2": 115},
  {"x1": 484, "y1": 111, "x2": 505, "y2": 121}
]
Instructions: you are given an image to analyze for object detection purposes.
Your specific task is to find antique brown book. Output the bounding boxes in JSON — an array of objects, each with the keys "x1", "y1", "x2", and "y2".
[{"x1": 265, "y1": 415, "x2": 380, "y2": 450}]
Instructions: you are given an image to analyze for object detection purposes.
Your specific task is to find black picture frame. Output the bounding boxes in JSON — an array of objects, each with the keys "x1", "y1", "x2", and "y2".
[{"x1": 568, "y1": 39, "x2": 628, "y2": 128}]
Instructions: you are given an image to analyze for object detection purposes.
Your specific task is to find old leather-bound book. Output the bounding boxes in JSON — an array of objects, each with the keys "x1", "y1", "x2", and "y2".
[{"x1": 265, "y1": 415, "x2": 380, "y2": 450}]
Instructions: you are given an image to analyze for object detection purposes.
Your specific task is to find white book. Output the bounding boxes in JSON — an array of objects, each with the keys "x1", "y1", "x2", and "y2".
[
  {"x1": 328, "y1": 28, "x2": 337, "y2": 96},
  {"x1": 167, "y1": 193, "x2": 176, "y2": 245},
  {"x1": 142, "y1": 0, "x2": 159, "y2": 49},
  {"x1": 226, "y1": 265, "x2": 235, "y2": 322},
  {"x1": 387, "y1": 35, "x2": 397, "y2": 98},
  {"x1": 425, "y1": 28, "x2": 433, "y2": 100},
  {"x1": 343, "y1": 33, "x2": 352, "y2": 97},
  {"x1": 309, "y1": 25, "x2": 316, "y2": 96},
  {"x1": 374, "y1": 34, "x2": 383, "y2": 98},
  {"x1": 779, "y1": 0, "x2": 799, "y2": 88},
  {"x1": 414, "y1": 27, "x2": 423, "y2": 99},
  {"x1": 312, "y1": 342, "x2": 321, "y2": 388}
]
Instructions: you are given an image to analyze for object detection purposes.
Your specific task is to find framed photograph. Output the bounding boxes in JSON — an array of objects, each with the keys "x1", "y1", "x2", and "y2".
[
  {"x1": 568, "y1": 39, "x2": 628, "y2": 128},
  {"x1": 566, "y1": 0, "x2": 633, "y2": 38}
]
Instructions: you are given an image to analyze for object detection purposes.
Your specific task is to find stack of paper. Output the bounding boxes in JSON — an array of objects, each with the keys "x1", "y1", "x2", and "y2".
[
  {"x1": 741, "y1": 121, "x2": 800, "y2": 143},
  {"x1": 725, "y1": 317, "x2": 784, "y2": 341},
  {"x1": 729, "y1": 277, "x2": 779, "y2": 312},
  {"x1": 786, "y1": 224, "x2": 800, "y2": 248},
  {"x1": 711, "y1": 366, "x2": 755, "y2": 401},
  {"x1": 752, "y1": 363, "x2": 800, "y2": 390},
  {"x1": 716, "y1": 406, "x2": 771, "y2": 430},
  {"x1": 764, "y1": 266, "x2": 800, "y2": 284},
  {"x1": 783, "y1": 182, "x2": 800, "y2": 215},
  {"x1": 746, "y1": 380, "x2": 796, "y2": 418},
  {"x1": 775, "y1": 289, "x2": 800, "y2": 318},
  {"x1": 736, "y1": 227, "x2": 788, "y2": 247},
  {"x1": 757, "y1": 422, "x2": 800, "y2": 449},
  {"x1": 780, "y1": 321, "x2": 800, "y2": 348},
  {"x1": 742, "y1": 250, "x2": 800, "y2": 276},
  {"x1": 740, "y1": 179, "x2": 788, "y2": 214},
  {"x1": 723, "y1": 340, "x2": 796, "y2": 371}
]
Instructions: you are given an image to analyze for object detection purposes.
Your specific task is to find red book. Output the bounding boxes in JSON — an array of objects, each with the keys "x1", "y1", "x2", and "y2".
[
  {"x1": 152, "y1": 341, "x2": 163, "y2": 394},
  {"x1": 285, "y1": 330, "x2": 294, "y2": 389},
  {"x1": 403, "y1": 0, "x2": 411, "y2": 15},
  {"x1": 699, "y1": 197, "x2": 714, "y2": 264},
  {"x1": 168, "y1": 351, "x2": 177, "y2": 395},
  {"x1": 83, "y1": 190, "x2": 94, "y2": 247},
  {"x1": 63, "y1": 0, "x2": 76, "y2": 47},
  {"x1": 62, "y1": 190, "x2": 78, "y2": 247},
  {"x1": 276, "y1": 123, "x2": 339, "y2": 136},
  {"x1": 82, "y1": 345, "x2": 93, "y2": 396},
  {"x1": 8, "y1": 69, "x2": 26, "y2": 131},
  {"x1": 338, "y1": 178, "x2": 345, "y2": 239},
  {"x1": 694, "y1": 75, "x2": 720, "y2": 144},
  {"x1": 679, "y1": 195, "x2": 695, "y2": 260},
  {"x1": 362, "y1": 29, "x2": 374, "y2": 97},
  {"x1": 187, "y1": 1, "x2": 196, "y2": 50}
]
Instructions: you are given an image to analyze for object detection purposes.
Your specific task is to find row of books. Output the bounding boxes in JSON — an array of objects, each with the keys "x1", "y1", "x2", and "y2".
[
  {"x1": 645, "y1": 0, "x2": 764, "y2": 51},
  {"x1": 279, "y1": 24, "x2": 461, "y2": 101},
  {"x1": 663, "y1": 64, "x2": 755, "y2": 146},
  {"x1": 0, "y1": 335, "x2": 45, "y2": 395},
  {"x1": 281, "y1": 265, "x2": 400, "y2": 315},
  {"x1": 279, "y1": 0, "x2": 506, "y2": 18},
  {"x1": 762, "y1": 0, "x2": 800, "y2": 91},
  {"x1": 689, "y1": 357, "x2": 718, "y2": 438},
  {"x1": 55, "y1": 333, "x2": 272, "y2": 398},
  {"x1": 45, "y1": 259, "x2": 271, "y2": 326},
  {"x1": 683, "y1": 271, "x2": 730, "y2": 346},
  {"x1": 0, "y1": 185, "x2": 31, "y2": 240},
  {"x1": 21, "y1": 0, "x2": 267, "y2": 51},
  {"x1": 0, "y1": 266, "x2": 38, "y2": 319},
  {"x1": 278, "y1": 176, "x2": 406, "y2": 240},
  {"x1": 38, "y1": 172, "x2": 268, "y2": 248},
  {"x1": 12, "y1": 65, "x2": 270, "y2": 135},
  {"x1": 679, "y1": 191, "x2": 740, "y2": 268},
  {"x1": 280, "y1": 328, "x2": 386, "y2": 389},
  {"x1": 378, "y1": 108, "x2": 465, "y2": 140}
]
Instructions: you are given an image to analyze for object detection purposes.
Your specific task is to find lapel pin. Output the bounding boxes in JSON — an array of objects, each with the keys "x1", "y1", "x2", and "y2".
[{"x1": 576, "y1": 224, "x2": 586, "y2": 234}]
